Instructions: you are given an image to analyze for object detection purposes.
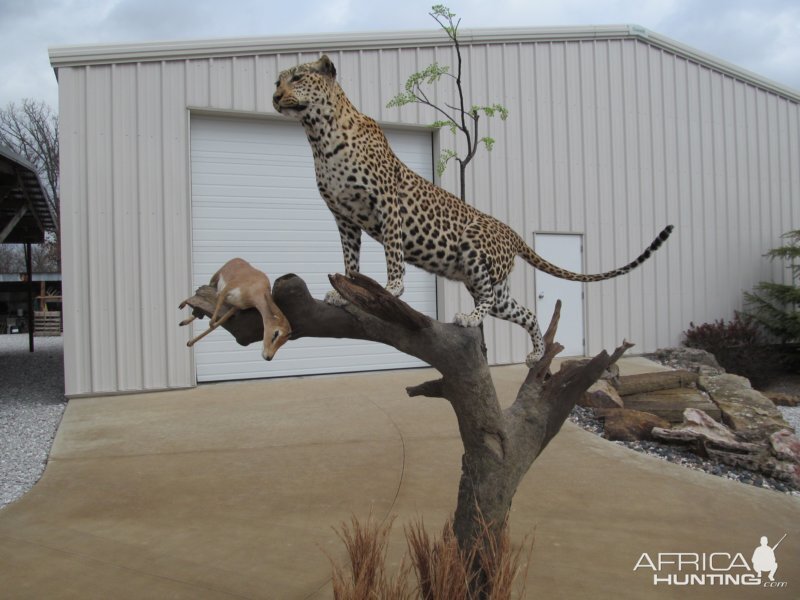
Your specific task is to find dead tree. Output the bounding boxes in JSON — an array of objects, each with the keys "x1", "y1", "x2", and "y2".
[{"x1": 181, "y1": 272, "x2": 632, "y2": 550}]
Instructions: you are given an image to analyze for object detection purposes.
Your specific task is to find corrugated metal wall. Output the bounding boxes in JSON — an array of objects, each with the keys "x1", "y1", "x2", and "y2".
[{"x1": 55, "y1": 33, "x2": 800, "y2": 396}]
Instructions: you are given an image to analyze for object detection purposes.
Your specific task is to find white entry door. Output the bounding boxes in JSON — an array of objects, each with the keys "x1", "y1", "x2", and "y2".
[
  {"x1": 190, "y1": 116, "x2": 437, "y2": 382},
  {"x1": 533, "y1": 234, "x2": 585, "y2": 356}
]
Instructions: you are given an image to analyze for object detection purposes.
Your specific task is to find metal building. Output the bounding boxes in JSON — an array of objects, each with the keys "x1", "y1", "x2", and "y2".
[{"x1": 49, "y1": 26, "x2": 800, "y2": 397}]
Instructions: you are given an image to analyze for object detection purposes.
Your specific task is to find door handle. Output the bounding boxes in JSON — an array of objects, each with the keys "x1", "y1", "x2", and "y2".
[{"x1": 538, "y1": 293, "x2": 545, "y2": 300}]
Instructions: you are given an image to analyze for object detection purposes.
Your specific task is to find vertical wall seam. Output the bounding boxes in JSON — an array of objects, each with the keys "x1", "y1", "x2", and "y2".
[
  {"x1": 562, "y1": 42, "x2": 571, "y2": 231},
  {"x1": 109, "y1": 64, "x2": 119, "y2": 392},
  {"x1": 83, "y1": 66, "x2": 93, "y2": 394},
  {"x1": 137, "y1": 61, "x2": 146, "y2": 389},
  {"x1": 590, "y1": 40, "x2": 602, "y2": 352},
  {"x1": 162, "y1": 60, "x2": 173, "y2": 385},
  {"x1": 604, "y1": 41, "x2": 616, "y2": 348},
  {"x1": 619, "y1": 41, "x2": 630, "y2": 346},
  {"x1": 635, "y1": 41, "x2": 645, "y2": 347}
]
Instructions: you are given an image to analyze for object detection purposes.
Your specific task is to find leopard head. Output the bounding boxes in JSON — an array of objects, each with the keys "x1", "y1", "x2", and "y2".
[{"x1": 273, "y1": 55, "x2": 337, "y2": 119}]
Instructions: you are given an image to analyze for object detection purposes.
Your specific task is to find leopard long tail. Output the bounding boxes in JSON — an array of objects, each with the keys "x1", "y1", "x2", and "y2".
[{"x1": 517, "y1": 225, "x2": 674, "y2": 282}]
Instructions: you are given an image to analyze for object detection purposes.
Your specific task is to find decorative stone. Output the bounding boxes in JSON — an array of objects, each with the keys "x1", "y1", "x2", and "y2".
[
  {"x1": 652, "y1": 411, "x2": 800, "y2": 486},
  {"x1": 758, "y1": 456, "x2": 800, "y2": 487},
  {"x1": 652, "y1": 408, "x2": 760, "y2": 453},
  {"x1": 595, "y1": 408, "x2": 670, "y2": 441},
  {"x1": 765, "y1": 392, "x2": 800, "y2": 407},
  {"x1": 623, "y1": 388, "x2": 721, "y2": 423},
  {"x1": 614, "y1": 370, "x2": 699, "y2": 396},
  {"x1": 704, "y1": 447, "x2": 764, "y2": 472},
  {"x1": 769, "y1": 429, "x2": 800, "y2": 464},
  {"x1": 645, "y1": 347, "x2": 725, "y2": 375},
  {"x1": 579, "y1": 380, "x2": 624, "y2": 409},
  {"x1": 699, "y1": 374, "x2": 792, "y2": 442}
]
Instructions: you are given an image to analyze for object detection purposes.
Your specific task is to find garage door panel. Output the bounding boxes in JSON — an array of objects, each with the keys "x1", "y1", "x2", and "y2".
[
  {"x1": 193, "y1": 220, "x2": 338, "y2": 237},
  {"x1": 191, "y1": 116, "x2": 437, "y2": 382}
]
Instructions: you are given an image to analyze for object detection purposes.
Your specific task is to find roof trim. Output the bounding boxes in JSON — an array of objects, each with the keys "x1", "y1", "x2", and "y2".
[
  {"x1": 49, "y1": 24, "x2": 800, "y2": 103},
  {"x1": 0, "y1": 144, "x2": 40, "y2": 175},
  {"x1": 48, "y1": 25, "x2": 633, "y2": 65}
]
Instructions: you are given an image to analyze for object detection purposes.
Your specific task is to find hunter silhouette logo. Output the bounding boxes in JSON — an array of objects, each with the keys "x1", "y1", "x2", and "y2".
[
  {"x1": 752, "y1": 534, "x2": 786, "y2": 583},
  {"x1": 633, "y1": 533, "x2": 789, "y2": 587}
]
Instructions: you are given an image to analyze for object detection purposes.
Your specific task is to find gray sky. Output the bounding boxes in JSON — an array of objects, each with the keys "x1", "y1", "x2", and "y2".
[{"x1": 1, "y1": 0, "x2": 799, "y2": 109}]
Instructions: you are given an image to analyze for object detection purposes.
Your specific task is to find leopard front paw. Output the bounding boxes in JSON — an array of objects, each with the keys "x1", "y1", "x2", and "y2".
[
  {"x1": 324, "y1": 289, "x2": 349, "y2": 306},
  {"x1": 525, "y1": 349, "x2": 544, "y2": 368},
  {"x1": 385, "y1": 281, "x2": 405, "y2": 298},
  {"x1": 454, "y1": 312, "x2": 482, "y2": 328}
]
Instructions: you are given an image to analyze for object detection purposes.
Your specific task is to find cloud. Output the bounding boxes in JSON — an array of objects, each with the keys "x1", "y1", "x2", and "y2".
[
  {"x1": 1, "y1": 0, "x2": 798, "y2": 110},
  {"x1": 658, "y1": 0, "x2": 800, "y2": 90}
]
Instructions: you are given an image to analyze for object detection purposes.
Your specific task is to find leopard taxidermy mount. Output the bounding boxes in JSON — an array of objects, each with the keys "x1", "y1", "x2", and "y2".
[{"x1": 272, "y1": 55, "x2": 673, "y2": 366}]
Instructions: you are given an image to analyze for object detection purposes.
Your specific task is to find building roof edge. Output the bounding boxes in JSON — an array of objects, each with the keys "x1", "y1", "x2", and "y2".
[{"x1": 48, "y1": 25, "x2": 800, "y2": 103}]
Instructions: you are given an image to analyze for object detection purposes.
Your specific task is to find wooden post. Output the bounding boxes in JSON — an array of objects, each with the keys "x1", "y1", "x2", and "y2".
[{"x1": 25, "y1": 242, "x2": 34, "y2": 352}]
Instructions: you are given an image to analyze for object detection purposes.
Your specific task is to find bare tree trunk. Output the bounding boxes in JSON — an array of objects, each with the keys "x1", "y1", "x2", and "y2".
[{"x1": 181, "y1": 273, "x2": 632, "y2": 553}]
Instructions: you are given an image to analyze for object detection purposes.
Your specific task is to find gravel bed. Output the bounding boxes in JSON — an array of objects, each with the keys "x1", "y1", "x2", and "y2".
[
  {"x1": 569, "y1": 405, "x2": 799, "y2": 496},
  {"x1": 779, "y1": 406, "x2": 800, "y2": 433},
  {"x1": 762, "y1": 375, "x2": 800, "y2": 434},
  {"x1": 0, "y1": 334, "x2": 67, "y2": 510}
]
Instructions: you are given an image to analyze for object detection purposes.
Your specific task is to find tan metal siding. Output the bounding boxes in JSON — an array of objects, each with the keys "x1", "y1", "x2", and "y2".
[
  {"x1": 136, "y1": 62, "x2": 168, "y2": 389},
  {"x1": 161, "y1": 60, "x2": 193, "y2": 389},
  {"x1": 59, "y1": 66, "x2": 90, "y2": 395},
  {"x1": 110, "y1": 63, "x2": 141, "y2": 391},
  {"x1": 84, "y1": 65, "x2": 116, "y2": 393},
  {"x1": 55, "y1": 35, "x2": 800, "y2": 395}
]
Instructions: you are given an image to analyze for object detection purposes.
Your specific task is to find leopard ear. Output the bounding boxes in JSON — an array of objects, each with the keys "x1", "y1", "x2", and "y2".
[{"x1": 314, "y1": 55, "x2": 337, "y2": 80}]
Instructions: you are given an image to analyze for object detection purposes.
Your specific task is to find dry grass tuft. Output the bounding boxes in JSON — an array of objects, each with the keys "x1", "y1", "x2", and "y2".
[
  {"x1": 329, "y1": 513, "x2": 532, "y2": 599},
  {"x1": 329, "y1": 515, "x2": 413, "y2": 600},
  {"x1": 406, "y1": 519, "x2": 477, "y2": 598},
  {"x1": 472, "y1": 516, "x2": 533, "y2": 600}
]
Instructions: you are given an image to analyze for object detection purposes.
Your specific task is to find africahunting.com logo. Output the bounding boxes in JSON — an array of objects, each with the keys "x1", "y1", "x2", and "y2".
[{"x1": 633, "y1": 534, "x2": 788, "y2": 588}]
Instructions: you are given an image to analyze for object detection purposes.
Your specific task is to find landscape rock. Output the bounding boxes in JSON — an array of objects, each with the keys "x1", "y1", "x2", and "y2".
[
  {"x1": 651, "y1": 408, "x2": 760, "y2": 453},
  {"x1": 769, "y1": 429, "x2": 800, "y2": 464},
  {"x1": 757, "y1": 456, "x2": 800, "y2": 487},
  {"x1": 765, "y1": 392, "x2": 800, "y2": 407},
  {"x1": 579, "y1": 380, "x2": 624, "y2": 409},
  {"x1": 614, "y1": 370, "x2": 699, "y2": 396},
  {"x1": 704, "y1": 447, "x2": 764, "y2": 472},
  {"x1": 699, "y1": 374, "x2": 791, "y2": 442},
  {"x1": 652, "y1": 410, "x2": 800, "y2": 486},
  {"x1": 623, "y1": 388, "x2": 721, "y2": 423},
  {"x1": 595, "y1": 408, "x2": 670, "y2": 442},
  {"x1": 645, "y1": 347, "x2": 725, "y2": 376}
]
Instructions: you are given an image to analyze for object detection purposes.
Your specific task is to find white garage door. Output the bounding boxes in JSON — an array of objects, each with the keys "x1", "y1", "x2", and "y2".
[{"x1": 190, "y1": 116, "x2": 437, "y2": 382}]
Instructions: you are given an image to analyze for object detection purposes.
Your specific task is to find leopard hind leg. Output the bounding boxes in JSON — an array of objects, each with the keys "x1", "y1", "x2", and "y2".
[
  {"x1": 489, "y1": 282, "x2": 545, "y2": 367},
  {"x1": 453, "y1": 264, "x2": 494, "y2": 328}
]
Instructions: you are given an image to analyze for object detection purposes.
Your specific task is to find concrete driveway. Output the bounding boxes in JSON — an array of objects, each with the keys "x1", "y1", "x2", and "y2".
[{"x1": 0, "y1": 362, "x2": 797, "y2": 599}]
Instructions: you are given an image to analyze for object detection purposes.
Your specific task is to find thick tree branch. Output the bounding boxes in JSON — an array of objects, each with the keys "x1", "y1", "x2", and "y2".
[
  {"x1": 330, "y1": 272, "x2": 432, "y2": 331},
  {"x1": 527, "y1": 300, "x2": 564, "y2": 384},
  {"x1": 181, "y1": 273, "x2": 480, "y2": 371},
  {"x1": 407, "y1": 378, "x2": 446, "y2": 399},
  {"x1": 179, "y1": 272, "x2": 633, "y2": 553}
]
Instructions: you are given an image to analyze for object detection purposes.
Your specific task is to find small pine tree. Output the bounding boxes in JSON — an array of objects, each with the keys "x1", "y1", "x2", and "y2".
[{"x1": 743, "y1": 230, "x2": 800, "y2": 343}]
